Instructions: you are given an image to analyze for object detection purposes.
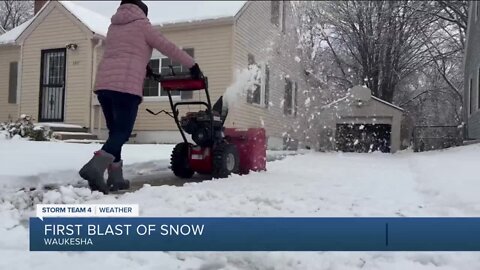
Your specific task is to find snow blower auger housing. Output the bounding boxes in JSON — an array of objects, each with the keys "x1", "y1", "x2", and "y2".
[{"x1": 147, "y1": 70, "x2": 267, "y2": 179}]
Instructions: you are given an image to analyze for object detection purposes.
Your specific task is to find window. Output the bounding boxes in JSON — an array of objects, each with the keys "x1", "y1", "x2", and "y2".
[
  {"x1": 284, "y1": 77, "x2": 293, "y2": 115},
  {"x1": 143, "y1": 59, "x2": 160, "y2": 97},
  {"x1": 8, "y1": 62, "x2": 18, "y2": 104},
  {"x1": 470, "y1": 77, "x2": 474, "y2": 115},
  {"x1": 246, "y1": 54, "x2": 270, "y2": 108},
  {"x1": 143, "y1": 48, "x2": 194, "y2": 99}
]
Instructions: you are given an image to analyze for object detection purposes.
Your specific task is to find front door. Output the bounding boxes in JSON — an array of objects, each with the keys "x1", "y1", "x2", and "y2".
[{"x1": 39, "y1": 48, "x2": 66, "y2": 122}]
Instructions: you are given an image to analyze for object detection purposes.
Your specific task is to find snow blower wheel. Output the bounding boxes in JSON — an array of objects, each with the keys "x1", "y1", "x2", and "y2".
[
  {"x1": 213, "y1": 143, "x2": 240, "y2": 179},
  {"x1": 171, "y1": 142, "x2": 194, "y2": 179}
]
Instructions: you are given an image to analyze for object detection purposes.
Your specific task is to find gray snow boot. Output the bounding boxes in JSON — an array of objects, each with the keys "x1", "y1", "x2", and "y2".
[
  {"x1": 79, "y1": 150, "x2": 114, "y2": 194},
  {"x1": 107, "y1": 160, "x2": 130, "y2": 192}
]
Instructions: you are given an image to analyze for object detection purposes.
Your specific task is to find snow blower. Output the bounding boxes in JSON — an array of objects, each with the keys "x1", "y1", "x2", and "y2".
[{"x1": 146, "y1": 69, "x2": 267, "y2": 179}]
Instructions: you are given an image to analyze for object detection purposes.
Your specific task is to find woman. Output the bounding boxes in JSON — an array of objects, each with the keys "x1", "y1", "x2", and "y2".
[{"x1": 79, "y1": 0, "x2": 202, "y2": 194}]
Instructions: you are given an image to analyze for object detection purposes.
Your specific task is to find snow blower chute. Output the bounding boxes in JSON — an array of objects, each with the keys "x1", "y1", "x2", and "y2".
[{"x1": 146, "y1": 69, "x2": 267, "y2": 179}]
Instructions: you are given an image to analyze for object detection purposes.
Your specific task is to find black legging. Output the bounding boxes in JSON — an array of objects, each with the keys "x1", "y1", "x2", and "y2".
[{"x1": 96, "y1": 90, "x2": 141, "y2": 162}]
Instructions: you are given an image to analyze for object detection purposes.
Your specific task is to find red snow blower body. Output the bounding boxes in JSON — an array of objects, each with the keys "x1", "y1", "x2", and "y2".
[{"x1": 147, "y1": 70, "x2": 266, "y2": 179}]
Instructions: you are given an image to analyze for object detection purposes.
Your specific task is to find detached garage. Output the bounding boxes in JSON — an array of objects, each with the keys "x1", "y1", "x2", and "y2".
[{"x1": 317, "y1": 86, "x2": 403, "y2": 153}]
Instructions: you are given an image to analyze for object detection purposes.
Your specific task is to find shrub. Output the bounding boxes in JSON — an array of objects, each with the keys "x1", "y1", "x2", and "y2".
[{"x1": 0, "y1": 115, "x2": 52, "y2": 141}]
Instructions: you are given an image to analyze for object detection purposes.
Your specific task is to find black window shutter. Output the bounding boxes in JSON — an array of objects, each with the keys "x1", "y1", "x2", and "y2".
[
  {"x1": 478, "y1": 68, "x2": 480, "y2": 109},
  {"x1": 271, "y1": 1, "x2": 280, "y2": 26},
  {"x1": 294, "y1": 81, "x2": 298, "y2": 117},
  {"x1": 284, "y1": 78, "x2": 292, "y2": 115},
  {"x1": 181, "y1": 48, "x2": 194, "y2": 99},
  {"x1": 8, "y1": 62, "x2": 18, "y2": 104},
  {"x1": 264, "y1": 64, "x2": 270, "y2": 108}
]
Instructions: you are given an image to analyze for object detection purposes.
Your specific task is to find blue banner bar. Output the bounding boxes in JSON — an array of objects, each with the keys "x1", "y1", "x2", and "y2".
[{"x1": 29, "y1": 217, "x2": 480, "y2": 251}]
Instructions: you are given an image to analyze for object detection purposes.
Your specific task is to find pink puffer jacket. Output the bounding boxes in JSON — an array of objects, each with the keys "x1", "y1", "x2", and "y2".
[{"x1": 94, "y1": 4, "x2": 195, "y2": 97}]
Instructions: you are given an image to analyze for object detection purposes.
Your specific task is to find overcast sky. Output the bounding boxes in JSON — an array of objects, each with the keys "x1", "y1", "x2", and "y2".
[{"x1": 71, "y1": 1, "x2": 246, "y2": 24}]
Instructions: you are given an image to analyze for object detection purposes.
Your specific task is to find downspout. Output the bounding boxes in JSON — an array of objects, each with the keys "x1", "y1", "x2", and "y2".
[
  {"x1": 90, "y1": 38, "x2": 102, "y2": 134},
  {"x1": 18, "y1": 42, "x2": 24, "y2": 118}
]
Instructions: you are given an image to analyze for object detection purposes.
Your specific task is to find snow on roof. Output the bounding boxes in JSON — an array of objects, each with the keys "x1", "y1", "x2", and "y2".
[
  {"x1": 60, "y1": 1, "x2": 110, "y2": 36},
  {"x1": 0, "y1": 0, "x2": 246, "y2": 45},
  {"x1": 0, "y1": 17, "x2": 35, "y2": 45},
  {"x1": 372, "y1": 96, "x2": 404, "y2": 112},
  {"x1": 70, "y1": 1, "x2": 246, "y2": 26},
  {"x1": 321, "y1": 93, "x2": 404, "y2": 112}
]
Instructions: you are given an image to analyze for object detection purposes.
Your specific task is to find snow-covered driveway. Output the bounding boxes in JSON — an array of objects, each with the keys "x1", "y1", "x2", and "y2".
[{"x1": 1, "y1": 140, "x2": 480, "y2": 269}]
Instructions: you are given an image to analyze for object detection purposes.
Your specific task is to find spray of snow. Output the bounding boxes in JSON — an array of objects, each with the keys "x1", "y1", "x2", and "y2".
[
  {"x1": 305, "y1": 97, "x2": 311, "y2": 107},
  {"x1": 222, "y1": 65, "x2": 261, "y2": 110}
]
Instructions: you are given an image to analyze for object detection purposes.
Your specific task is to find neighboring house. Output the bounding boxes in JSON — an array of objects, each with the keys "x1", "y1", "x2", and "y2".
[
  {"x1": 0, "y1": 0, "x2": 306, "y2": 150},
  {"x1": 465, "y1": 1, "x2": 480, "y2": 139},
  {"x1": 304, "y1": 85, "x2": 403, "y2": 153}
]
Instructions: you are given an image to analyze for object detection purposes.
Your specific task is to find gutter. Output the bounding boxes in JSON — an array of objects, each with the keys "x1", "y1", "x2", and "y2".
[
  {"x1": 156, "y1": 17, "x2": 234, "y2": 31},
  {"x1": 18, "y1": 41, "x2": 24, "y2": 118},
  {"x1": 463, "y1": 2, "x2": 473, "y2": 139},
  {"x1": 89, "y1": 38, "x2": 102, "y2": 133}
]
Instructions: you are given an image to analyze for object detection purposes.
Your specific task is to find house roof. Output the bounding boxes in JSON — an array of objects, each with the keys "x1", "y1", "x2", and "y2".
[
  {"x1": 60, "y1": 1, "x2": 110, "y2": 36},
  {"x1": 322, "y1": 89, "x2": 404, "y2": 112},
  {"x1": 0, "y1": 0, "x2": 246, "y2": 45},
  {"x1": 0, "y1": 17, "x2": 36, "y2": 45},
  {"x1": 71, "y1": 1, "x2": 247, "y2": 26}
]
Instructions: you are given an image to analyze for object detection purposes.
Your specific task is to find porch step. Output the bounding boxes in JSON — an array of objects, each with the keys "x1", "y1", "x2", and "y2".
[
  {"x1": 52, "y1": 131, "x2": 98, "y2": 141},
  {"x1": 63, "y1": 139, "x2": 106, "y2": 144},
  {"x1": 463, "y1": 139, "x2": 480, "y2": 146},
  {"x1": 36, "y1": 123, "x2": 88, "y2": 133}
]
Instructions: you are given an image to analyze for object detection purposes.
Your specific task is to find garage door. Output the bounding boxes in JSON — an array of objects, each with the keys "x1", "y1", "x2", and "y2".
[{"x1": 335, "y1": 124, "x2": 391, "y2": 153}]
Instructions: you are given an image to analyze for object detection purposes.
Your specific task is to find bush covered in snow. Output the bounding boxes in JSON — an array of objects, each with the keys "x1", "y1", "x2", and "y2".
[{"x1": 0, "y1": 115, "x2": 52, "y2": 141}]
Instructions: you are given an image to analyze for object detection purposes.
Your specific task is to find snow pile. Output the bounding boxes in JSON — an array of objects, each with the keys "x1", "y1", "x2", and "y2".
[
  {"x1": 1, "y1": 140, "x2": 480, "y2": 268},
  {"x1": 0, "y1": 141, "x2": 174, "y2": 192}
]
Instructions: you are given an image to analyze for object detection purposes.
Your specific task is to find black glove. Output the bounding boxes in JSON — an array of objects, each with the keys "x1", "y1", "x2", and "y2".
[
  {"x1": 146, "y1": 65, "x2": 153, "y2": 79},
  {"x1": 189, "y1": 63, "x2": 203, "y2": 79}
]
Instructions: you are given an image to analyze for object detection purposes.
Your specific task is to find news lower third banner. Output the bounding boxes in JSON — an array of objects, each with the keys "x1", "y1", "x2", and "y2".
[{"x1": 30, "y1": 204, "x2": 480, "y2": 251}]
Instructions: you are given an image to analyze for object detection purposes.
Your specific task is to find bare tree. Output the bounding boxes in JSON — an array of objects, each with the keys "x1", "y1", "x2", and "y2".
[
  {"x1": 290, "y1": 0, "x2": 468, "y2": 149},
  {"x1": 0, "y1": 0, "x2": 34, "y2": 31}
]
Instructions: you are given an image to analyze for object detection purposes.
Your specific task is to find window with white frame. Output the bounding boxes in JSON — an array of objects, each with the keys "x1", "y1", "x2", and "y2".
[
  {"x1": 246, "y1": 62, "x2": 270, "y2": 108},
  {"x1": 143, "y1": 48, "x2": 194, "y2": 98}
]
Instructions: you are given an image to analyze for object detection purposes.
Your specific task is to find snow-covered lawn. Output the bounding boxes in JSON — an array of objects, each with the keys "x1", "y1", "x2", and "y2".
[{"x1": 1, "y1": 140, "x2": 480, "y2": 269}]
